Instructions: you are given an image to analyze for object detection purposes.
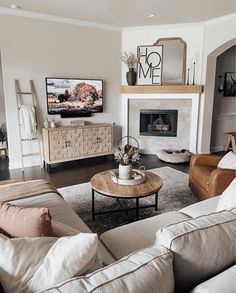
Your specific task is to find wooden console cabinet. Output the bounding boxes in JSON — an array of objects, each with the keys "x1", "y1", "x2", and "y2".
[{"x1": 42, "y1": 123, "x2": 113, "y2": 168}]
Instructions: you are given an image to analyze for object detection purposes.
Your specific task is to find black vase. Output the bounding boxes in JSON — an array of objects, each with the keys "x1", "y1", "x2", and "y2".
[{"x1": 126, "y1": 68, "x2": 137, "y2": 86}]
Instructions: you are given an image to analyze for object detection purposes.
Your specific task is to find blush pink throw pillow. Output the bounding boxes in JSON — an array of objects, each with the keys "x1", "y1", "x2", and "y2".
[{"x1": 0, "y1": 202, "x2": 53, "y2": 237}]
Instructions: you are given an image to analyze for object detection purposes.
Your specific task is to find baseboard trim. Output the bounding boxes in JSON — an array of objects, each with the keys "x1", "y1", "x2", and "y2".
[
  {"x1": 9, "y1": 157, "x2": 41, "y2": 170},
  {"x1": 210, "y1": 145, "x2": 224, "y2": 153}
]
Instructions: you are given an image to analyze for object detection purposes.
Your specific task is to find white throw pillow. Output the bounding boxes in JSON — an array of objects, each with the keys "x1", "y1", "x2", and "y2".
[
  {"x1": 217, "y1": 151, "x2": 236, "y2": 170},
  {"x1": 0, "y1": 233, "x2": 102, "y2": 293},
  {"x1": 217, "y1": 177, "x2": 236, "y2": 211},
  {"x1": 40, "y1": 245, "x2": 174, "y2": 293}
]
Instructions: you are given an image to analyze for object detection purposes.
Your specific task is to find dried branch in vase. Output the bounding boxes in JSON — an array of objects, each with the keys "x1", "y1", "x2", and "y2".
[{"x1": 121, "y1": 52, "x2": 137, "y2": 70}]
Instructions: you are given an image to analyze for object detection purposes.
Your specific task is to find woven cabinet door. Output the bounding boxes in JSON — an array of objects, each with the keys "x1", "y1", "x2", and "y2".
[
  {"x1": 66, "y1": 129, "x2": 83, "y2": 158},
  {"x1": 48, "y1": 130, "x2": 67, "y2": 161},
  {"x1": 97, "y1": 126, "x2": 112, "y2": 153},
  {"x1": 83, "y1": 126, "x2": 112, "y2": 155},
  {"x1": 83, "y1": 127, "x2": 98, "y2": 155}
]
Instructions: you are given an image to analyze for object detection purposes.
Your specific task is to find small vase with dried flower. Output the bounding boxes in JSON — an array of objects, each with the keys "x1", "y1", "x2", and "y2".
[{"x1": 121, "y1": 52, "x2": 137, "y2": 86}]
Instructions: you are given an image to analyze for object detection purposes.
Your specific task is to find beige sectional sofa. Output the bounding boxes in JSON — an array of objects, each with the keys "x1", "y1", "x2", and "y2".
[{"x1": 0, "y1": 180, "x2": 236, "y2": 293}]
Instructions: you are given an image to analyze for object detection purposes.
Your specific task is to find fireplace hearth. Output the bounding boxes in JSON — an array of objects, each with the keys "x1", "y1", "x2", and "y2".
[{"x1": 140, "y1": 109, "x2": 178, "y2": 137}]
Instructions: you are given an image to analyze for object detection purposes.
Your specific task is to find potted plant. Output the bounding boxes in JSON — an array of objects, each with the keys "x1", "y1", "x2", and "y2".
[
  {"x1": 0, "y1": 122, "x2": 7, "y2": 149},
  {"x1": 121, "y1": 52, "x2": 137, "y2": 86},
  {"x1": 114, "y1": 143, "x2": 140, "y2": 180}
]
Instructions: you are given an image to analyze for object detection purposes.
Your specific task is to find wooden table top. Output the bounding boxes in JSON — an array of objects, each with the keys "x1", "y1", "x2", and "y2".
[
  {"x1": 90, "y1": 169, "x2": 163, "y2": 198},
  {"x1": 225, "y1": 132, "x2": 236, "y2": 137}
]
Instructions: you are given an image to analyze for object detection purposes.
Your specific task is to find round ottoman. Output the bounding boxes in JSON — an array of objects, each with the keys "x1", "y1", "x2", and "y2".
[{"x1": 157, "y1": 149, "x2": 191, "y2": 164}]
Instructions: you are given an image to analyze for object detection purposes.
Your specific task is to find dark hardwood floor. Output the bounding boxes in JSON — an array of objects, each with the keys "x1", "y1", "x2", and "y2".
[{"x1": 0, "y1": 154, "x2": 189, "y2": 188}]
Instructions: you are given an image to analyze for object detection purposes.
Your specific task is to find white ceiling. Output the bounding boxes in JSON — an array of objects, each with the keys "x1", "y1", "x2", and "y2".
[{"x1": 0, "y1": 0, "x2": 235, "y2": 27}]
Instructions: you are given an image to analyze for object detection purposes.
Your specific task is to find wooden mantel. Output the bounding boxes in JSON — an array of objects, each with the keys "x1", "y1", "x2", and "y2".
[{"x1": 121, "y1": 85, "x2": 204, "y2": 94}]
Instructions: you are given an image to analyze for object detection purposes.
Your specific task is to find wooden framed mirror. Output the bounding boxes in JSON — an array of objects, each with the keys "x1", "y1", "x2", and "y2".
[{"x1": 154, "y1": 37, "x2": 186, "y2": 85}]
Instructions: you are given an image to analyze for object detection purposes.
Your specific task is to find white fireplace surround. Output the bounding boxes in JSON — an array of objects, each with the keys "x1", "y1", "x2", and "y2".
[{"x1": 121, "y1": 93, "x2": 200, "y2": 154}]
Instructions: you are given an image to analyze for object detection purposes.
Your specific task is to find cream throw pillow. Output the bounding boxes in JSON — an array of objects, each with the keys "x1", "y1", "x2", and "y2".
[
  {"x1": 0, "y1": 233, "x2": 102, "y2": 293},
  {"x1": 217, "y1": 177, "x2": 236, "y2": 211},
  {"x1": 40, "y1": 245, "x2": 174, "y2": 293},
  {"x1": 218, "y1": 151, "x2": 236, "y2": 170}
]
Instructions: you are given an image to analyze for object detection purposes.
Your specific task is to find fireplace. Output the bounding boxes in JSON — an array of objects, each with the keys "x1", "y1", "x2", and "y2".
[{"x1": 140, "y1": 109, "x2": 178, "y2": 137}]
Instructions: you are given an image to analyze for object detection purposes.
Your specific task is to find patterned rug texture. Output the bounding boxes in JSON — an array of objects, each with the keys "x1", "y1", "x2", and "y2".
[{"x1": 58, "y1": 166, "x2": 197, "y2": 235}]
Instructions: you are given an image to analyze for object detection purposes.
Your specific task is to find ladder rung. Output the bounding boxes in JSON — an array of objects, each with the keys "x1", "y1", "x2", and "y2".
[
  {"x1": 15, "y1": 79, "x2": 42, "y2": 172},
  {"x1": 21, "y1": 137, "x2": 39, "y2": 142},
  {"x1": 22, "y1": 152, "x2": 40, "y2": 158},
  {"x1": 17, "y1": 91, "x2": 32, "y2": 95}
]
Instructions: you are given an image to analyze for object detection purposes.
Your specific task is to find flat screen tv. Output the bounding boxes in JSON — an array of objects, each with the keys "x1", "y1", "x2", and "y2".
[{"x1": 46, "y1": 77, "x2": 103, "y2": 117}]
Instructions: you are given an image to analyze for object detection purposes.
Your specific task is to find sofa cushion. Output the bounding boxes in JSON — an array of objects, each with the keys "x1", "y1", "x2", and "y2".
[
  {"x1": 0, "y1": 201, "x2": 53, "y2": 237},
  {"x1": 0, "y1": 233, "x2": 102, "y2": 293},
  {"x1": 100, "y1": 211, "x2": 190, "y2": 260},
  {"x1": 231, "y1": 207, "x2": 236, "y2": 213},
  {"x1": 218, "y1": 151, "x2": 236, "y2": 170},
  {"x1": 156, "y1": 210, "x2": 236, "y2": 292},
  {"x1": 180, "y1": 195, "x2": 220, "y2": 218},
  {"x1": 52, "y1": 220, "x2": 82, "y2": 236},
  {"x1": 40, "y1": 245, "x2": 174, "y2": 293},
  {"x1": 217, "y1": 177, "x2": 236, "y2": 211},
  {"x1": 9, "y1": 193, "x2": 115, "y2": 265},
  {"x1": 8, "y1": 193, "x2": 92, "y2": 233},
  {"x1": 190, "y1": 265, "x2": 236, "y2": 293}
]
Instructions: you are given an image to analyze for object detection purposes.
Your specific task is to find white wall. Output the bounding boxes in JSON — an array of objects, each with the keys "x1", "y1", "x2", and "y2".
[
  {"x1": 0, "y1": 14, "x2": 121, "y2": 168},
  {"x1": 122, "y1": 23, "x2": 205, "y2": 86},
  {"x1": 1, "y1": 13, "x2": 235, "y2": 169},
  {"x1": 121, "y1": 23, "x2": 205, "y2": 153},
  {"x1": 121, "y1": 15, "x2": 236, "y2": 154},
  {"x1": 0, "y1": 55, "x2": 5, "y2": 125},
  {"x1": 210, "y1": 45, "x2": 236, "y2": 152}
]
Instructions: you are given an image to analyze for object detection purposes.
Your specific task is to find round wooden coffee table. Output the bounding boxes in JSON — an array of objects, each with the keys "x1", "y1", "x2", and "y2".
[{"x1": 90, "y1": 170, "x2": 163, "y2": 221}]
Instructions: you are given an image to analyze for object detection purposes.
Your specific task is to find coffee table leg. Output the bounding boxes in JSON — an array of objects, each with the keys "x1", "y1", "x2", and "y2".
[
  {"x1": 155, "y1": 192, "x2": 158, "y2": 211},
  {"x1": 136, "y1": 198, "x2": 139, "y2": 221},
  {"x1": 92, "y1": 189, "x2": 95, "y2": 221}
]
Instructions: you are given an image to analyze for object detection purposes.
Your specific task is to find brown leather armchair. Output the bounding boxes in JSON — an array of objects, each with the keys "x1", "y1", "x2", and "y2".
[{"x1": 189, "y1": 154, "x2": 236, "y2": 200}]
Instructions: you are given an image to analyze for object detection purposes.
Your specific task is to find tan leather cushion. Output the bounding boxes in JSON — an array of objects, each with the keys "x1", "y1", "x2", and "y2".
[
  {"x1": 0, "y1": 201, "x2": 53, "y2": 237},
  {"x1": 156, "y1": 210, "x2": 236, "y2": 292},
  {"x1": 191, "y1": 165, "x2": 216, "y2": 191}
]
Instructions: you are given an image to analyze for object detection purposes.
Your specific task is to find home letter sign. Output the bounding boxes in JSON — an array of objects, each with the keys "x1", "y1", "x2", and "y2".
[{"x1": 137, "y1": 45, "x2": 163, "y2": 85}]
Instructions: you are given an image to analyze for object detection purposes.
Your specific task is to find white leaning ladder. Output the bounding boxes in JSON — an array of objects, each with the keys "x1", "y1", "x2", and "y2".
[{"x1": 15, "y1": 79, "x2": 43, "y2": 172}]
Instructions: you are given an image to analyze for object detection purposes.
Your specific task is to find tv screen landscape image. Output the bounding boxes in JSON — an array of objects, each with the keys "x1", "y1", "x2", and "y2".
[{"x1": 46, "y1": 78, "x2": 103, "y2": 117}]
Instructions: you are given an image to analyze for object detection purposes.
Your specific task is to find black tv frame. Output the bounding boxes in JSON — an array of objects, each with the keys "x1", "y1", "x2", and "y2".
[{"x1": 46, "y1": 77, "x2": 103, "y2": 118}]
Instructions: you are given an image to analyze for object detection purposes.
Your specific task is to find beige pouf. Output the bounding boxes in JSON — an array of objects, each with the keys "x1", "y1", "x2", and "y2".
[{"x1": 157, "y1": 149, "x2": 191, "y2": 164}]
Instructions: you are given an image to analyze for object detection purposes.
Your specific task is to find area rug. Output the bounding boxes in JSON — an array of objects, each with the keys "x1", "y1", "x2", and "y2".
[{"x1": 58, "y1": 166, "x2": 197, "y2": 234}]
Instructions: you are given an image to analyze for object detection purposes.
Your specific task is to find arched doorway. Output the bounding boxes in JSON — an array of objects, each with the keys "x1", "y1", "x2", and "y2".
[
  {"x1": 201, "y1": 38, "x2": 236, "y2": 154},
  {"x1": 210, "y1": 45, "x2": 236, "y2": 152},
  {"x1": 0, "y1": 50, "x2": 9, "y2": 178}
]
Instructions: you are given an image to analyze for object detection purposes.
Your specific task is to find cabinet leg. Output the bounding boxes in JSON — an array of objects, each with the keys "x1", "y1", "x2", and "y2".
[
  {"x1": 92, "y1": 189, "x2": 95, "y2": 221},
  {"x1": 136, "y1": 198, "x2": 139, "y2": 221},
  {"x1": 47, "y1": 164, "x2": 51, "y2": 173},
  {"x1": 155, "y1": 192, "x2": 158, "y2": 211}
]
